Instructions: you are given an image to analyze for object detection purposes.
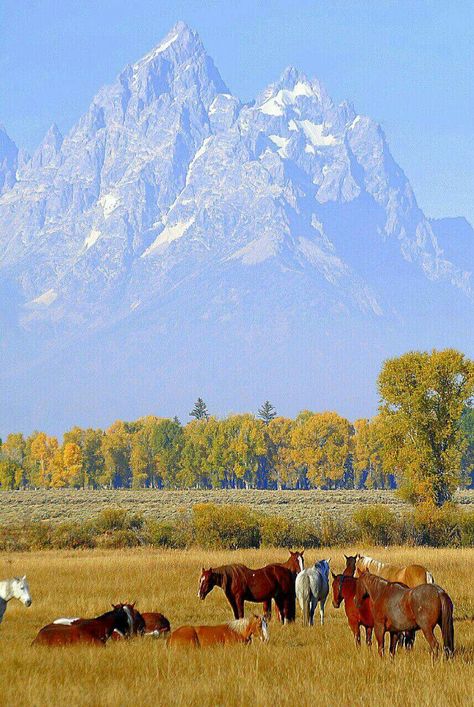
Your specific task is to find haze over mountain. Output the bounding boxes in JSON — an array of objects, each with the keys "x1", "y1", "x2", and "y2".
[{"x1": 0, "y1": 22, "x2": 472, "y2": 435}]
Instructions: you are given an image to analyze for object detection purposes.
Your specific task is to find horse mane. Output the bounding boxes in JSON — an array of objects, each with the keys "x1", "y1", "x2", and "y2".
[
  {"x1": 359, "y1": 556, "x2": 384, "y2": 575},
  {"x1": 227, "y1": 618, "x2": 250, "y2": 634}
]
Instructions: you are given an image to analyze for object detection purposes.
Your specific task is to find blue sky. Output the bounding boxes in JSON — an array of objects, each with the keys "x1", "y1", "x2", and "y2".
[{"x1": 1, "y1": 0, "x2": 473, "y2": 224}]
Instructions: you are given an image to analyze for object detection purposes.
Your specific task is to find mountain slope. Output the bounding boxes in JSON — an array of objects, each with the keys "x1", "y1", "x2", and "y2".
[{"x1": 0, "y1": 22, "x2": 472, "y2": 434}]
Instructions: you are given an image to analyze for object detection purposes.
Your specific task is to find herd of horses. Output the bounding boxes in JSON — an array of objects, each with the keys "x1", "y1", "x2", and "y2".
[{"x1": 0, "y1": 551, "x2": 454, "y2": 657}]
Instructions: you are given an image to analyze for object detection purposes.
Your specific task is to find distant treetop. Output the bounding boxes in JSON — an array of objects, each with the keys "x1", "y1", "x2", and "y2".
[
  {"x1": 190, "y1": 398, "x2": 209, "y2": 421},
  {"x1": 258, "y1": 401, "x2": 277, "y2": 424}
]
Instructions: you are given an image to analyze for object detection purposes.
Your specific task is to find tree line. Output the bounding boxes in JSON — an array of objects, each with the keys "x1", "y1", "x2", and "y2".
[{"x1": 1, "y1": 350, "x2": 473, "y2": 505}]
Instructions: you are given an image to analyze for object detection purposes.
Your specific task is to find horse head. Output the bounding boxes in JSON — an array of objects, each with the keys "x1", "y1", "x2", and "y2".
[
  {"x1": 111, "y1": 603, "x2": 135, "y2": 638},
  {"x1": 331, "y1": 572, "x2": 345, "y2": 608},
  {"x1": 249, "y1": 614, "x2": 269, "y2": 643},
  {"x1": 343, "y1": 555, "x2": 357, "y2": 576},
  {"x1": 288, "y1": 550, "x2": 305, "y2": 574},
  {"x1": 198, "y1": 568, "x2": 215, "y2": 600},
  {"x1": 13, "y1": 576, "x2": 32, "y2": 607}
]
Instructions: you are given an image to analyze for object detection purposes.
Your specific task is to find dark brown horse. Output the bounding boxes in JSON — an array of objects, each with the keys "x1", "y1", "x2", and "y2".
[
  {"x1": 355, "y1": 572, "x2": 454, "y2": 658},
  {"x1": 332, "y1": 573, "x2": 373, "y2": 646},
  {"x1": 33, "y1": 604, "x2": 135, "y2": 646},
  {"x1": 198, "y1": 553, "x2": 299, "y2": 622},
  {"x1": 141, "y1": 612, "x2": 171, "y2": 637}
]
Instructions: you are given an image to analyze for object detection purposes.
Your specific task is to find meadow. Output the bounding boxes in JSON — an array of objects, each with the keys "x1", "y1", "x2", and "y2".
[
  {"x1": 2, "y1": 488, "x2": 474, "y2": 525},
  {"x1": 1, "y1": 546, "x2": 473, "y2": 707}
]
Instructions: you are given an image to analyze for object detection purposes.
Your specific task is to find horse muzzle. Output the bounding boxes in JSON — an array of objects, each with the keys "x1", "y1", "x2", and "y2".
[{"x1": 25, "y1": 599, "x2": 32, "y2": 607}]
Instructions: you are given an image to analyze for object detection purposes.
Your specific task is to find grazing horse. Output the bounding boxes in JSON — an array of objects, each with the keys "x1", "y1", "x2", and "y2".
[
  {"x1": 0, "y1": 576, "x2": 32, "y2": 625},
  {"x1": 168, "y1": 615, "x2": 269, "y2": 648},
  {"x1": 33, "y1": 604, "x2": 134, "y2": 646},
  {"x1": 355, "y1": 572, "x2": 454, "y2": 658},
  {"x1": 141, "y1": 612, "x2": 171, "y2": 637},
  {"x1": 295, "y1": 559, "x2": 330, "y2": 626},
  {"x1": 198, "y1": 558, "x2": 296, "y2": 623},
  {"x1": 350, "y1": 554, "x2": 434, "y2": 587},
  {"x1": 332, "y1": 573, "x2": 374, "y2": 646}
]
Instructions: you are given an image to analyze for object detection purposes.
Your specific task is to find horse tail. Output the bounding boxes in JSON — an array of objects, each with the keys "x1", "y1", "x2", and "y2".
[
  {"x1": 426, "y1": 571, "x2": 434, "y2": 584},
  {"x1": 297, "y1": 573, "x2": 311, "y2": 626},
  {"x1": 440, "y1": 591, "x2": 454, "y2": 657}
]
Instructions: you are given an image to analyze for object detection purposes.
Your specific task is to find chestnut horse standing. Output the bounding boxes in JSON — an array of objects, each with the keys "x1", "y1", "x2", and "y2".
[
  {"x1": 355, "y1": 572, "x2": 454, "y2": 658},
  {"x1": 351, "y1": 554, "x2": 434, "y2": 587},
  {"x1": 168, "y1": 615, "x2": 269, "y2": 648},
  {"x1": 198, "y1": 552, "x2": 301, "y2": 622},
  {"x1": 33, "y1": 604, "x2": 134, "y2": 646},
  {"x1": 331, "y1": 573, "x2": 373, "y2": 646}
]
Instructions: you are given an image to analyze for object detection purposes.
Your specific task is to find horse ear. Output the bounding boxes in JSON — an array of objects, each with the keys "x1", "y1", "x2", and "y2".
[
  {"x1": 331, "y1": 571, "x2": 337, "y2": 579},
  {"x1": 22, "y1": 575, "x2": 26, "y2": 581},
  {"x1": 327, "y1": 558, "x2": 331, "y2": 564},
  {"x1": 301, "y1": 549, "x2": 305, "y2": 555},
  {"x1": 344, "y1": 554, "x2": 349, "y2": 560}
]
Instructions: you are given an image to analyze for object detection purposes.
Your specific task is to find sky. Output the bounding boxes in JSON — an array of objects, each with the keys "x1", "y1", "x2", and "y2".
[{"x1": 0, "y1": 0, "x2": 473, "y2": 224}]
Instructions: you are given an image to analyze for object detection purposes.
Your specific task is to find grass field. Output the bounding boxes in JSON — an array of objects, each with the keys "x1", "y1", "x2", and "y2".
[
  {"x1": 2, "y1": 488, "x2": 474, "y2": 525},
  {"x1": 0, "y1": 546, "x2": 473, "y2": 706}
]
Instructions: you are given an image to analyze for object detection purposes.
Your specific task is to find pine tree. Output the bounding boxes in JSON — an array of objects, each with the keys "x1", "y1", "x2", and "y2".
[
  {"x1": 190, "y1": 398, "x2": 209, "y2": 421},
  {"x1": 257, "y1": 401, "x2": 277, "y2": 424}
]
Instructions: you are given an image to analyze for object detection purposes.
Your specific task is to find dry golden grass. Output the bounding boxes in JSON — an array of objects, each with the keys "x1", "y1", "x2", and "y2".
[
  {"x1": 2, "y1": 488, "x2": 473, "y2": 525},
  {"x1": 0, "y1": 546, "x2": 473, "y2": 706}
]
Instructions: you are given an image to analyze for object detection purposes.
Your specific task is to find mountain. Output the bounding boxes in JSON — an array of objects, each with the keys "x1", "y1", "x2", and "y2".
[{"x1": 0, "y1": 22, "x2": 473, "y2": 435}]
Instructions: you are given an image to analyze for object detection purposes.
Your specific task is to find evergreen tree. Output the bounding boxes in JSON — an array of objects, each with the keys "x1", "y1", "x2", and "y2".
[
  {"x1": 190, "y1": 398, "x2": 209, "y2": 421},
  {"x1": 257, "y1": 401, "x2": 277, "y2": 424}
]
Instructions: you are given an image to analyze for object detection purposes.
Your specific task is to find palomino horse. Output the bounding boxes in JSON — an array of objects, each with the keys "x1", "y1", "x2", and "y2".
[
  {"x1": 168, "y1": 615, "x2": 269, "y2": 648},
  {"x1": 332, "y1": 573, "x2": 373, "y2": 646},
  {"x1": 295, "y1": 559, "x2": 330, "y2": 626},
  {"x1": 198, "y1": 554, "x2": 299, "y2": 622},
  {"x1": 349, "y1": 554, "x2": 434, "y2": 587},
  {"x1": 355, "y1": 572, "x2": 454, "y2": 658},
  {"x1": 0, "y1": 576, "x2": 32, "y2": 625},
  {"x1": 33, "y1": 604, "x2": 135, "y2": 646}
]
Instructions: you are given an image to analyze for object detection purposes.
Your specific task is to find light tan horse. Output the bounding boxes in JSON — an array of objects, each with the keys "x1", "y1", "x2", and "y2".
[
  {"x1": 167, "y1": 615, "x2": 269, "y2": 648},
  {"x1": 353, "y1": 554, "x2": 434, "y2": 587}
]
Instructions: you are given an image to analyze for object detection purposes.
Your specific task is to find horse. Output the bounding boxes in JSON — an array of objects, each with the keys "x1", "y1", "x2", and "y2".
[
  {"x1": 198, "y1": 555, "x2": 297, "y2": 623},
  {"x1": 349, "y1": 554, "x2": 434, "y2": 587},
  {"x1": 332, "y1": 572, "x2": 373, "y2": 646},
  {"x1": 167, "y1": 615, "x2": 269, "y2": 648},
  {"x1": 141, "y1": 612, "x2": 171, "y2": 637},
  {"x1": 0, "y1": 576, "x2": 32, "y2": 625},
  {"x1": 33, "y1": 604, "x2": 135, "y2": 646},
  {"x1": 265, "y1": 550, "x2": 304, "y2": 620},
  {"x1": 355, "y1": 571, "x2": 454, "y2": 658},
  {"x1": 295, "y1": 559, "x2": 330, "y2": 626}
]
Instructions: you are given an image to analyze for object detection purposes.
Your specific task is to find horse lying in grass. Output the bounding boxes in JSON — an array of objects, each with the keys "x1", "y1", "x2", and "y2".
[
  {"x1": 0, "y1": 576, "x2": 32, "y2": 625},
  {"x1": 346, "y1": 554, "x2": 434, "y2": 587},
  {"x1": 33, "y1": 604, "x2": 136, "y2": 646},
  {"x1": 198, "y1": 552, "x2": 302, "y2": 622},
  {"x1": 167, "y1": 615, "x2": 269, "y2": 648},
  {"x1": 141, "y1": 612, "x2": 171, "y2": 637},
  {"x1": 295, "y1": 559, "x2": 330, "y2": 626},
  {"x1": 355, "y1": 571, "x2": 454, "y2": 658}
]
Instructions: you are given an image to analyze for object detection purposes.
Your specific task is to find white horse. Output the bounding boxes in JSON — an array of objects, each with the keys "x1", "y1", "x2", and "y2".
[
  {"x1": 0, "y1": 576, "x2": 32, "y2": 625},
  {"x1": 295, "y1": 559, "x2": 330, "y2": 626}
]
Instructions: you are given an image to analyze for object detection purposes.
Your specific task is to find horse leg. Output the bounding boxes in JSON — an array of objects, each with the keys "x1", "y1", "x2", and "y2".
[
  {"x1": 319, "y1": 598, "x2": 327, "y2": 626},
  {"x1": 350, "y1": 621, "x2": 361, "y2": 647},
  {"x1": 365, "y1": 626, "x2": 373, "y2": 647},
  {"x1": 374, "y1": 623, "x2": 386, "y2": 657},
  {"x1": 309, "y1": 597, "x2": 316, "y2": 626},
  {"x1": 389, "y1": 632, "x2": 399, "y2": 658},
  {"x1": 263, "y1": 599, "x2": 272, "y2": 621},
  {"x1": 274, "y1": 596, "x2": 286, "y2": 625},
  {"x1": 226, "y1": 593, "x2": 241, "y2": 620},
  {"x1": 420, "y1": 625, "x2": 440, "y2": 660}
]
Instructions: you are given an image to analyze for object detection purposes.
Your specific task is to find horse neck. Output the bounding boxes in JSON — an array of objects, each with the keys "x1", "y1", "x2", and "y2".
[
  {"x1": 362, "y1": 573, "x2": 386, "y2": 601},
  {"x1": 0, "y1": 580, "x2": 14, "y2": 602},
  {"x1": 228, "y1": 618, "x2": 251, "y2": 641},
  {"x1": 341, "y1": 577, "x2": 356, "y2": 601},
  {"x1": 362, "y1": 557, "x2": 383, "y2": 575},
  {"x1": 93, "y1": 609, "x2": 121, "y2": 637}
]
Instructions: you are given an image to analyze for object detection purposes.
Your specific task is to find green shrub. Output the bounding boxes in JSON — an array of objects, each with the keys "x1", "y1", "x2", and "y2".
[
  {"x1": 413, "y1": 503, "x2": 461, "y2": 546},
  {"x1": 145, "y1": 519, "x2": 189, "y2": 548},
  {"x1": 95, "y1": 529, "x2": 141, "y2": 548},
  {"x1": 25, "y1": 522, "x2": 54, "y2": 549},
  {"x1": 460, "y1": 511, "x2": 474, "y2": 547},
  {"x1": 318, "y1": 513, "x2": 353, "y2": 546},
  {"x1": 352, "y1": 505, "x2": 397, "y2": 545},
  {"x1": 192, "y1": 503, "x2": 261, "y2": 549},
  {"x1": 51, "y1": 522, "x2": 96, "y2": 549},
  {"x1": 260, "y1": 515, "x2": 293, "y2": 546},
  {"x1": 94, "y1": 507, "x2": 143, "y2": 533}
]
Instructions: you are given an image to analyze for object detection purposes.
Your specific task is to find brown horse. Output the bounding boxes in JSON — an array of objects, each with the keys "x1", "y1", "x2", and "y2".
[
  {"x1": 33, "y1": 604, "x2": 135, "y2": 646},
  {"x1": 331, "y1": 573, "x2": 373, "y2": 647},
  {"x1": 141, "y1": 612, "x2": 171, "y2": 637},
  {"x1": 350, "y1": 554, "x2": 434, "y2": 587},
  {"x1": 355, "y1": 572, "x2": 454, "y2": 658},
  {"x1": 167, "y1": 615, "x2": 269, "y2": 648},
  {"x1": 266, "y1": 550, "x2": 304, "y2": 620},
  {"x1": 198, "y1": 554, "x2": 298, "y2": 622}
]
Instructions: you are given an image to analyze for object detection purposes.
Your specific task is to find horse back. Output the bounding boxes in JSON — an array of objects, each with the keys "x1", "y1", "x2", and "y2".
[
  {"x1": 167, "y1": 626, "x2": 200, "y2": 648},
  {"x1": 402, "y1": 564, "x2": 432, "y2": 587},
  {"x1": 195, "y1": 624, "x2": 245, "y2": 646}
]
